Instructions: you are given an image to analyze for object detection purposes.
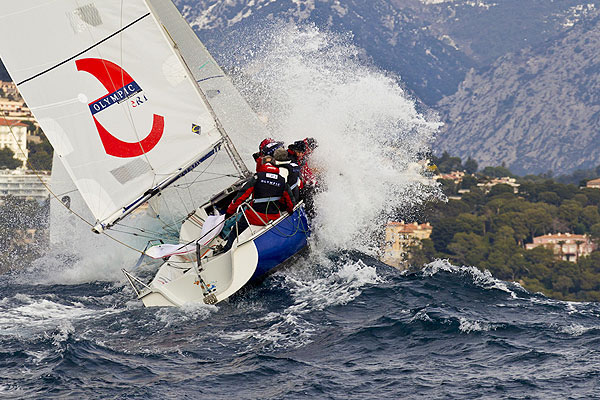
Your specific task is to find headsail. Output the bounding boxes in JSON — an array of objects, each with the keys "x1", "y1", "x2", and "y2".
[
  {"x1": 146, "y1": 0, "x2": 269, "y2": 165},
  {"x1": 0, "y1": 1, "x2": 239, "y2": 231}
]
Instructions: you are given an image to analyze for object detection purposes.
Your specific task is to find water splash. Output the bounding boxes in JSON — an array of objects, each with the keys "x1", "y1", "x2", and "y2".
[
  {"x1": 37, "y1": 23, "x2": 441, "y2": 285},
  {"x1": 228, "y1": 23, "x2": 442, "y2": 254}
]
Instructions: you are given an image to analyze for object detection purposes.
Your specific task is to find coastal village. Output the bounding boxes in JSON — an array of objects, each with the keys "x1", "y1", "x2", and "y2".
[
  {"x1": 0, "y1": 80, "x2": 50, "y2": 200},
  {"x1": 382, "y1": 173, "x2": 600, "y2": 269}
]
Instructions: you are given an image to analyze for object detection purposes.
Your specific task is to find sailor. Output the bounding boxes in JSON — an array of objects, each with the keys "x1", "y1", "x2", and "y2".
[
  {"x1": 273, "y1": 147, "x2": 302, "y2": 203},
  {"x1": 253, "y1": 138, "x2": 284, "y2": 172},
  {"x1": 221, "y1": 159, "x2": 296, "y2": 252},
  {"x1": 287, "y1": 137, "x2": 318, "y2": 217}
]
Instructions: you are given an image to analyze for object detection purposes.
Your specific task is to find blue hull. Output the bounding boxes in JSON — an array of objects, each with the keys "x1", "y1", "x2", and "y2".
[{"x1": 251, "y1": 207, "x2": 310, "y2": 279}]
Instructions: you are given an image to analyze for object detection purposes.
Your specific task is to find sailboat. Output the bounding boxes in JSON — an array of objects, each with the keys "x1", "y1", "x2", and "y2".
[{"x1": 0, "y1": 0, "x2": 310, "y2": 306}]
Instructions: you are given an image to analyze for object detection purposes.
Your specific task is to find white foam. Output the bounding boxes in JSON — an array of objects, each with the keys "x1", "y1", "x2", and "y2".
[
  {"x1": 235, "y1": 23, "x2": 441, "y2": 255},
  {"x1": 154, "y1": 302, "x2": 217, "y2": 327},
  {"x1": 458, "y1": 317, "x2": 499, "y2": 333},
  {"x1": 219, "y1": 254, "x2": 382, "y2": 349},
  {"x1": 559, "y1": 323, "x2": 597, "y2": 337},
  {"x1": 423, "y1": 259, "x2": 518, "y2": 297},
  {"x1": 0, "y1": 294, "x2": 121, "y2": 340}
]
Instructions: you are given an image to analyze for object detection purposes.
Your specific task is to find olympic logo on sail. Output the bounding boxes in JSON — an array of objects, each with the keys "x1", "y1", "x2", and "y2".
[{"x1": 76, "y1": 58, "x2": 164, "y2": 158}]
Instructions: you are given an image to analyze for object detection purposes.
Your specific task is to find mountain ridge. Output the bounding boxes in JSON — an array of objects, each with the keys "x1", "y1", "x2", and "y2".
[{"x1": 436, "y1": 9, "x2": 600, "y2": 175}]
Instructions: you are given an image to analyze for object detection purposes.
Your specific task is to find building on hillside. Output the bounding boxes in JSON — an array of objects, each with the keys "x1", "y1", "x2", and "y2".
[
  {"x1": 0, "y1": 120, "x2": 28, "y2": 167},
  {"x1": 0, "y1": 98, "x2": 31, "y2": 117},
  {"x1": 525, "y1": 233, "x2": 597, "y2": 263},
  {"x1": 586, "y1": 178, "x2": 600, "y2": 189},
  {"x1": 437, "y1": 170, "x2": 465, "y2": 183},
  {"x1": 477, "y1": 176, "x2": 520, "y2": 193},
  {"x1": 0, "y1": 81, "x2": 18, "y2": 97},
  {"x1": 0, "y1": 170, "x2": 50, "y2": 201},
  {"x1": 382, "y1": 221, "x2": 432, "y2": 269}
]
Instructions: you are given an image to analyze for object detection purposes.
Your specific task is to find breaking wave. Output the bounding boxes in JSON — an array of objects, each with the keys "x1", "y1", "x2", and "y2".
[{"x1": 227, "y1": 22, "x2": 441, "y2": 254}]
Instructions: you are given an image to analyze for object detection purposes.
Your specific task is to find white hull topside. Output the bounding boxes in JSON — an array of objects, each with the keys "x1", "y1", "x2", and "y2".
[{"x1": 123, "y1": 195, "x2": 310, "y2": 307}]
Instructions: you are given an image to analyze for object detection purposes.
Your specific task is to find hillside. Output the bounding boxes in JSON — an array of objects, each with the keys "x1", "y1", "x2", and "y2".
[{"x1": 436, "y1": 11, "x2": 600, "y2": 175}]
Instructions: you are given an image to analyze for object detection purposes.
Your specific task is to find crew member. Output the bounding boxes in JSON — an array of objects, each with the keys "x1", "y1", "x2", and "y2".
[
  {"x1": 287, "y1": 137, "x2": 318, "y2": 186},
  {"x1": 273, "y1": 148, "x2": 302, "y2": 203},
  {"x1": 288, "y1": 137, "x2": 318, "y2": 216},
  {"x1": 221, "y1": 161, "x2": 295, "y2": 252},
  {"x1": 253, "y1": 138, "x2": 284, "y2": 172}
]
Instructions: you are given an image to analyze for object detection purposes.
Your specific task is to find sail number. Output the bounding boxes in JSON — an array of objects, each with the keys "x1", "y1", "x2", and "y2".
[{"x1": 131, "y1": 94, "x2": 148, "y2": 108}]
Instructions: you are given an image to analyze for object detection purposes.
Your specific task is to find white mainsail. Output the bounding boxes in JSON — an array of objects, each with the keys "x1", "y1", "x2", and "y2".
[{"x1": 0, "y1": 1, "x2": 243, "y2": 231}]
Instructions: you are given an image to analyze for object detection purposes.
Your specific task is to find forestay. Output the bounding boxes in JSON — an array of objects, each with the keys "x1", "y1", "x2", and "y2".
[{"x1": 0, "y1": 1, "x2": 232, "y2": 230}]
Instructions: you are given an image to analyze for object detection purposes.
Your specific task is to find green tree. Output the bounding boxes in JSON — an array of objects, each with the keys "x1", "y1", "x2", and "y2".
[
  {"x1": 0, "y1": 147, "x2": 21, "y2": 169},
  {"x1": 488, "y1": 184, "x2": 515, "y2": 197},
  {"x1": 27, "y1": 134, "x2": 53, "y2": 171},
  {"x1": 589, "y1": 223, "x2": 600, "y2": 243},
  {"x1": 538, "y1": 191, "x2": 561, "y2": 206},
  {"x1": 435, "y1": 151, "x2": 463, "y2": 173},
  {"x1": 463, "y1": 157, "x2": 478, "y2": 174},
  {"x1": 581, "y1": 188, "x2": 600, "y2": 206},
  {"x1": 438, "y1": 179, "x2": 457, "y2": 195},
  {"x1": 460, "y1": 175, "x2": 478, "y2": 190},
  {"x1": 481, "y1": 165, "x2": 514, "y2": 178},
  {"x1": 447, "y1": 232, "x2": 488, "y2": 266},
  {"x1": 573, "y1": 193, "x2": 589, "y2": 207},
  {"x1": 430, "y1": 217, "x2": 460, "y2": 253},
  {"x1": 455, "y1": 213, "x2": 485, "y2": 235},
  {"x1": 558, "y1": 200, "x2": 583, "y2": 230},
  {"x1": 581, "y1": 206, "x2": 600, "y2": 230},
  {"x1": 522, "y1": 206, "x2": 553, "y2": 238}
]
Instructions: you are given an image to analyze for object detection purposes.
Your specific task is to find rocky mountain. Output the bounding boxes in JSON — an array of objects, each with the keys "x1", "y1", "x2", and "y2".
[
  {"x1": 176, "y1": 0, "x2": 473, "y2": 105},
  {"x1": 176, "y1": 0, "x2": 600, "y2": 174},
  {"x1": 436, "y1": 11, "x2": 600, "y2": 175}
]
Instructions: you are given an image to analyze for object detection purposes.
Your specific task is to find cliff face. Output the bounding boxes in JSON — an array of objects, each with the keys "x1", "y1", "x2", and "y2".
[
  {"x1": 176, "y1": 0, "x2": 473, "y2": 105},
  {"x1": 436, "y1": 13, "x2": 600, "y2": 175}
]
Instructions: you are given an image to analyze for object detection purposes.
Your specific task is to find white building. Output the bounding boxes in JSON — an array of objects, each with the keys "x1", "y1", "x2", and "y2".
[
  {"x1": 0, "y1": 120, "x2": 28, "y2": 167},
  {"x1": 382, "y1": 221, "x2": 433, "y2": 269},
  {"x1": 525, "y1": 233, "x2": 597, "y2": 263},
  {"x1": 0, "y1": 170, "x2": 50, "y2": 201}
]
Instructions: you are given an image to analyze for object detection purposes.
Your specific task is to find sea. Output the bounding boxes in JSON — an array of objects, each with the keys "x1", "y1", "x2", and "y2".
[
  {"x1": 2, "y1": 258, "x2": 600, "y2": 399},
  {"x1": 2, "y1": 23, "x2": 599, "y2": 399}
]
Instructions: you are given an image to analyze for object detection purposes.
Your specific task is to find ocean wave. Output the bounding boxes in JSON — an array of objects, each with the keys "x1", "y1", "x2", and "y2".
[
  {"x1": 420, "y1": 259, "x2": 523, "y2": 298},
  {"x1": 458, "y1": 317, "x2": 502, "y2": 333}
]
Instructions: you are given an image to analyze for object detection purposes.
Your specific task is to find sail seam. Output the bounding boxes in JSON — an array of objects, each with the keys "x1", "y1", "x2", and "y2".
[{"x1": 17, "y1": 12, "x2": 151, "y2": 86}]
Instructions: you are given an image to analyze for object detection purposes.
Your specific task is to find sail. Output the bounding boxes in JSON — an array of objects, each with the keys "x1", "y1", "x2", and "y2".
[
  {"x1": 146, "y1": 0, "x2": 269, "y2": 164},
  {"x1": 0, "y1": 1, "x2": 228, "y2": 228}
]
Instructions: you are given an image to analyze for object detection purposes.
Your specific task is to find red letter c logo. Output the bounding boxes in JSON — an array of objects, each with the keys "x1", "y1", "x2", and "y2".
[{"x1": 76, "y1": 58, "x2": 164, "y2": 158}]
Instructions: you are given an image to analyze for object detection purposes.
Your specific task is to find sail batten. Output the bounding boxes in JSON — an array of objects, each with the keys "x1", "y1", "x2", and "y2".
[{"x1": 17, "y1": 12, "x2": 152, "y2": 87}]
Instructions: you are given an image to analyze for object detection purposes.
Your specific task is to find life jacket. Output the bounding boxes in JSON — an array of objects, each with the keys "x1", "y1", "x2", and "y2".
[
  {"x1": 227, "y1": 170, "x2": 295, "y2": 225},
  {"x1": 276, "y1": 160, "x2": 302, "y2": 202}
]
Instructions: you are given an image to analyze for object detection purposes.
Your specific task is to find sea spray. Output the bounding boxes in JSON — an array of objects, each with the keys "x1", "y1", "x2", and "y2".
[
  {"x1": 40, "y1": 23, "x2": 442, "y2": 284},
  {"x1": 227, "y1": 23, "x2": 442, "y2": 254}
]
